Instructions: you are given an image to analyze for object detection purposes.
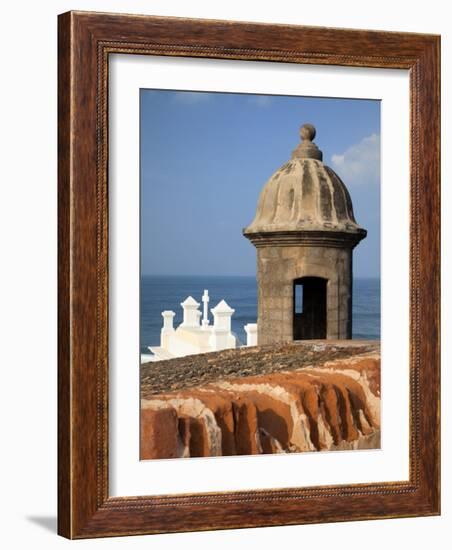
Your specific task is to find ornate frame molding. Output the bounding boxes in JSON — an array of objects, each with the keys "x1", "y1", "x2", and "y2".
[{"x1": 58, "y1": 11, "x2": 440, "y2": 538}]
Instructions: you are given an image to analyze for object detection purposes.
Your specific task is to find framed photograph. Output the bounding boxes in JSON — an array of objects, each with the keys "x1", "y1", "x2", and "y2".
[{"x1": 58, "y1": 11, "x2": 440, "y2": 538}]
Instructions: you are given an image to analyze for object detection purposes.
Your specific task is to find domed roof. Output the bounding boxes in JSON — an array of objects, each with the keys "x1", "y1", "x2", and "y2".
[{"x1": 244, "y1": 124, "x2": 366, "y2": 245}]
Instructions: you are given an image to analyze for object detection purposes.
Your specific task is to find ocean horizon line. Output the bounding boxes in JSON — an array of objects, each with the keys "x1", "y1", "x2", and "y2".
[
  {"x1": 140, "y1": 275, "x2": 380, "y2": 350},
  {"x1": 141, "y1": 273, "x2": 381, "y2": 280}
]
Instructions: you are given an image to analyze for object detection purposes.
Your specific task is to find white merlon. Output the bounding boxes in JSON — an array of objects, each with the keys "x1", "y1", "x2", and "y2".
[
  {"x1": 180, "y1": 296, "x2": 201, "y2": 328},
  {"x1": 244, "y1": 323, "x2": 258, "y2": 346},
  {"x1": 211, "y1": 299, "x2": 235, "y2": 332},
  {"x1": 160, "y1": 310, "x2": 176, "y2": 349},
  {"x1": 209, "y1": 300, "x2": 236, "y2": 351},
  {"x1": 161, "y1": 310, "x2": 175, "y2": 330}
]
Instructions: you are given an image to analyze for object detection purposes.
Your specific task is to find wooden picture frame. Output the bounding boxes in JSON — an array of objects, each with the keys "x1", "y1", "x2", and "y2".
[{"x1": 58, "y1": 11, "x2": 440, "y2": 538}]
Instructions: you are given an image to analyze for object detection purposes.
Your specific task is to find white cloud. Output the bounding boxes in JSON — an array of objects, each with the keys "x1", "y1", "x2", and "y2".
[
  {"x1": 331, "y1": 133, "x2": 380, "y2": 185},
  {"x1": 172, "y1": 91, "x2": 213, "y2": 104},
  {"x1": 248, "y1": 95, "x2": 273, "y2": 107}
]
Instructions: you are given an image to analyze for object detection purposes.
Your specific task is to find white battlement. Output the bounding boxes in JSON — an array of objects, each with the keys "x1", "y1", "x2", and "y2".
[{"x1": 142, "y1": 290, "x2": 258, "y2": 362}]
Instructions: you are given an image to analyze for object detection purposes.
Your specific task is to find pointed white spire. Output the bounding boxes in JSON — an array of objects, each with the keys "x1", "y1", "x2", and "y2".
[
  {"x1": 181, "y1": 296, "x2": 200, "y2": 308},
  {"x1": 211, "y1": 299, "x2": 235, "y2": 314},
  {"x1": 180, "y1": 296, "x2": 201, "y2": 328},
  {"x1": 211, "y1": 299, "x2": 235, "y2": 332}
]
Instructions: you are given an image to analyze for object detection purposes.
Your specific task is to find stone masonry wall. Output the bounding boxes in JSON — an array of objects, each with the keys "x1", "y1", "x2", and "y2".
[
  {"x1": 140, "y1": 342, "x2": 380, "y2": 460},
  {"x1": 256, "y1": 245, "x2": 352, "y2": 345}
]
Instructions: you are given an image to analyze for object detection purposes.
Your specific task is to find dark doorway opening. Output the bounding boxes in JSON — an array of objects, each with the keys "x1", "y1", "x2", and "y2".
[{"x1": 293, "y1": 277, "x2": 327, "y2": 340}]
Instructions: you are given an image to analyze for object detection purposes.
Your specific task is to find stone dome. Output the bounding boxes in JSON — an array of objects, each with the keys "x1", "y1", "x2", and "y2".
[{"x1": 244, "y1": 124, "x2": 366, "y2": 245}]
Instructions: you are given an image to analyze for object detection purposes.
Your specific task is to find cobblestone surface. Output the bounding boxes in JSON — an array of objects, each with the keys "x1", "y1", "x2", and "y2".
[{"x1": 141, "y1": 340, "x2": 379, "y2": 398}]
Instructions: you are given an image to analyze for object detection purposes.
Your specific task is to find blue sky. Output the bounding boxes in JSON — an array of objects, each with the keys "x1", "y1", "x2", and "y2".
[{"x1": 140, "y1": 90, "x2": 380, "y2": 278}]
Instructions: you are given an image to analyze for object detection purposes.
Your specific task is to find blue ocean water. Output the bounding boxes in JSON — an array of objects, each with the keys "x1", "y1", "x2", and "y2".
[{"x1": 140, "y1": 275, "x2": 380, "y2": 353}]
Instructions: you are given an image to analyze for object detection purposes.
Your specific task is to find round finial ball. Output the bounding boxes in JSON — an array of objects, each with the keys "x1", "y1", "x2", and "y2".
[{"x1": 300, "y1": 123, "x2": 316, "y2": 142}]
